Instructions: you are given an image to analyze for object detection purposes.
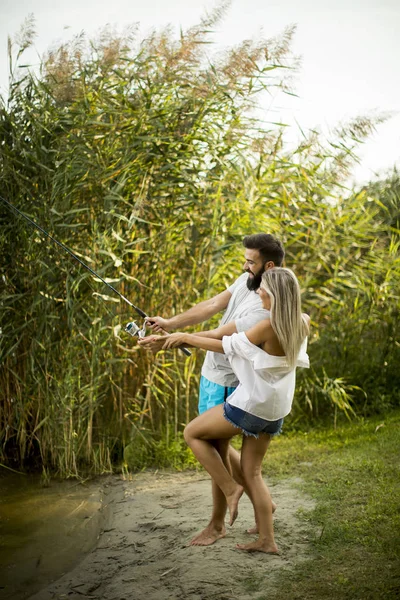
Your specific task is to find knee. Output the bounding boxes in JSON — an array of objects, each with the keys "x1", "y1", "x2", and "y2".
[
  {"x1": 183, "y1": 422, "x2": 194, "y2": 445},
  {"x1": 242, "y1": 465, "x2": 262, "y2": 485}
]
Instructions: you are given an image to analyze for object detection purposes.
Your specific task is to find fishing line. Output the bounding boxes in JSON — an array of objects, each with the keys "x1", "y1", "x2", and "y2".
[
  {"x1": 0, "y1": 195, "x2": 145, "y2": 315},
  {"x1": 0, "y1": 195, "x2": 191, "y2": 356}
]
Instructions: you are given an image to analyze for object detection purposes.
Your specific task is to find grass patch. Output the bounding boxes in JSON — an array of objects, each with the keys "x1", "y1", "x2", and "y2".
[
  {"x1": 255, "y1": 410, "x2": 400, "y2": 599},
  {"x1": 123, "y1": 431, "x2": 199, "y2": 472}
]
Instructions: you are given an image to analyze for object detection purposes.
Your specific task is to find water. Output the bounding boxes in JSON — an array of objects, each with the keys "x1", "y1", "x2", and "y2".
[{"x1": 0, "y1": 471, "x2": 105, "y2": 600}]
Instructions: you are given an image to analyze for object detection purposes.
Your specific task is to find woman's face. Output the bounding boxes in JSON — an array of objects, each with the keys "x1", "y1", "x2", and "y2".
[{"x1": 258, "y1": 286, "x2": 272, "y2": 311}]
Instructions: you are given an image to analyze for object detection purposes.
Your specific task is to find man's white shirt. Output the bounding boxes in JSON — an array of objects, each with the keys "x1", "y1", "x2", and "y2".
[{"x1": 201, "y1": 273, "x2": 270, "y2": 387}]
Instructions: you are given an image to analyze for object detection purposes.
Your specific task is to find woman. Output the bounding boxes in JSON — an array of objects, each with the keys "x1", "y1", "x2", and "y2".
[{"x1": 143, "y1": 267, "x2": 310, "y2": 554}]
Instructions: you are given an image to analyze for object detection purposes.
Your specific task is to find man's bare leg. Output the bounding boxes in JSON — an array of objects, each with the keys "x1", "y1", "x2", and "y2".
[
  {"x1": 190, "y1": 441, "x2": 229, "y2": 546},
  {"x1": 190, "y1": 444, "x2": 245, "y2": 545},
  {"x1": 184, "y1": 407, "x2": 243, "y2": 527}
]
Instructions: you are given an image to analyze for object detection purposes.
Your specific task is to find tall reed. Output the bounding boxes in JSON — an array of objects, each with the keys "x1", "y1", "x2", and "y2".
[{"x1": 1, "y1": 9, "x2": 399, "y2": 475}]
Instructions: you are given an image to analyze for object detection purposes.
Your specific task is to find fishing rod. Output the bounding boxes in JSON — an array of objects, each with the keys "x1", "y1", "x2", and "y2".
[{"x1": 0, "y1": 195, "x2": 191, "y2": 356}]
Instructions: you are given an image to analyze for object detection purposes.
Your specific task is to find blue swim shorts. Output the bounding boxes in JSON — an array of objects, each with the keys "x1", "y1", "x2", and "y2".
[
  {"x1": 223, "y1": 402, "x2": 284, "y2": 438},
  {"x1": 198, "y1": 375, "x2": 237, "y2": 415}
]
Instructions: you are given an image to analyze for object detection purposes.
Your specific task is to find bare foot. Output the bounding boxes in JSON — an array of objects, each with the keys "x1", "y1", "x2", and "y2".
[
  {"x1": 246, "y1": 501, "x2": 277, "y2": 534},
  {"x1": 226, "y1": 485, "x2": 243, "y2": 526},
  {"x1": 246, "y1": 525, "x2": 259, "y2": 535},
  {"x1": 189, "y1": 525, "x2": 226, "y2": 546},
  {"x1": 236, "y1": 540, "x2": 279, "y2": 554}
]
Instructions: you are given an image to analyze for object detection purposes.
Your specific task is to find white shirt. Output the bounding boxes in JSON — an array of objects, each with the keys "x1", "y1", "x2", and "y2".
[
  {"x1": 222, "y1": 331, "x2": 310, "y2": 421},
  {"x1": 201, "y1": 273, "x2": 270, "y2": 387}
]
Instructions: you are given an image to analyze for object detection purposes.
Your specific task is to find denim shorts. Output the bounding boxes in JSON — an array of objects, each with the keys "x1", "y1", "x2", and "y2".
[
  {"x1": 198, "y1": 376, "x2": 237, "y2": 415},
  {"x1": 223, "y1": 402, "x2": 284, "y2": 438}
]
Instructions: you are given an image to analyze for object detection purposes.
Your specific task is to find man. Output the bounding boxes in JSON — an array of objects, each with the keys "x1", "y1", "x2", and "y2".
[{"x1": 140, "y1": 233, "x2": 285, "y2": 545}]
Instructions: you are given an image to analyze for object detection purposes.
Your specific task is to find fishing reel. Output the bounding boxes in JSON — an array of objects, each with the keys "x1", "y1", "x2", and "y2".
[
  {"x1": 125, "y1": 320, "x2": 147, "y2": 339},
  {"x1": 124, "y1": 319, "x2": 191, "y2": 356}
]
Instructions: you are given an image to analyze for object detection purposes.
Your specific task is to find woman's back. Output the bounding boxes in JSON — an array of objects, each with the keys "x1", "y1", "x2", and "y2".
[
  {"x1": 257, "y1": 269, "x2": 310, "y2": 368},
  {"x1": 248, "y1": 313, "x2": 310, "y2": 359},
  {"x1": 259, "y1": 319, "x2": 285, "y2": 357}
]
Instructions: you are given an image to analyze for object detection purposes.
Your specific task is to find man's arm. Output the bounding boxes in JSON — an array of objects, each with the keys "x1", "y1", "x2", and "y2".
[{"x1": 145, "y1": 289, "x2": 232, "y2": 333}]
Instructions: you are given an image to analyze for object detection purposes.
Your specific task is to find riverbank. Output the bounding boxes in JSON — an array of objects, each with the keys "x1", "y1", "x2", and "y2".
[
  {"x1": 0, "y1": 474, "x2": 113, "y2": 600},
  {"x1": 2, "y1": 411, "x2": 399, "y2": 600},
  {"x1": 27, "y1": 471, "x2": 315, "y2": 600}
]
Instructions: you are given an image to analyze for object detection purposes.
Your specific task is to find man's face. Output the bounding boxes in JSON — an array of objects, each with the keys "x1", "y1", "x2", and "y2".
[
  {"x1": 243, "y1": 249, "x2": 266, "y2": 291},
  {"x1": 243, "y1": 248, "x2": 275, "y2": 292}
]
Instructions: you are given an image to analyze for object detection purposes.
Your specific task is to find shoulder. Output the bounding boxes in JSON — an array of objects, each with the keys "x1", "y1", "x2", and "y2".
[
  {"x1": 260, "y1": 318, "x2": 278, "y2": 343},
  {"x1": 301, "y1": 313, "x2": 311, "y2": 337},
  {"x1": 227, "y1": 273, "x2": 250, "y2": 299},
  {"x1": 226, "y1": 272, "x2": 247, "y2": 294},
  {"x1": 254, "y1": 318, "x2": 273, "y2": 332},
  {"x1": 244, "y1": 318, "x2": 274, "y2": 347},
  {"x1": 232, "y1": 273, "x2": 248, "y2": 287}
]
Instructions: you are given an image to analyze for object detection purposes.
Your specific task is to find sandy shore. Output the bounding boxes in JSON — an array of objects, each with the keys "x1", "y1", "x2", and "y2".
[{"x1": 29, "y1": 471, "x2": 315, "y2": 600}]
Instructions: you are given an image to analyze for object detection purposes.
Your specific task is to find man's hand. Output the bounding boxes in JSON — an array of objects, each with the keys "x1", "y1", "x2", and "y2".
[
  {"x1": 162, "y1": 333, "x2": 189, "y2": 350},
  {"x1": 145, "y1": 316, "x2": 172, "y2": 333},
  {"x1": 138, "y1": 334, "x2": 168, "y2": 354}
]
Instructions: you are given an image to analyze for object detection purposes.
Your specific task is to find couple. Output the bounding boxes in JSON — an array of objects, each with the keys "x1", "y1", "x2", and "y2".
[{"x1": 139, "y1": 233, "x2": 310, "y2": 554}]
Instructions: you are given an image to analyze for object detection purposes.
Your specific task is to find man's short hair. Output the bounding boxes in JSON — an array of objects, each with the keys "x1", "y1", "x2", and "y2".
[{"x1": 243, "y1": 233, "x2": 285, "y2": 266}]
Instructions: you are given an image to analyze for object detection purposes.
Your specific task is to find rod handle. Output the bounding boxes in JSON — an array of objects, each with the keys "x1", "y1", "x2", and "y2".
[{"x1": 144, "y1": 318, "x2": 191, "y2": 357}]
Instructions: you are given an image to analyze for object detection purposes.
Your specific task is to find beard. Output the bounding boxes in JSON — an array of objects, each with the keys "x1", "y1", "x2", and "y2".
[{"x1": 246, "y1": 269, "x2": 263, "y2": 291}]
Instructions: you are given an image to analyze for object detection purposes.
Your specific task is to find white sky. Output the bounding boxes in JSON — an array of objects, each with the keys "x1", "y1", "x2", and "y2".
[{"x1": 1, "y1": 0, "x2": 400, "y2": 185}]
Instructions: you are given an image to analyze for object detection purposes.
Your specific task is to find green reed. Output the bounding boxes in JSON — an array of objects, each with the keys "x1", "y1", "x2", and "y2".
[{"x1": 0, "y1": 7, "x2": 399, "y2": 476}]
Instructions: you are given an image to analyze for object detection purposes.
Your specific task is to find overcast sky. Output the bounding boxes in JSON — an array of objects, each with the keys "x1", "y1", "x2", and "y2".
[{"x1": 1, "y1": 0, "x2": 399, "y2": 185}]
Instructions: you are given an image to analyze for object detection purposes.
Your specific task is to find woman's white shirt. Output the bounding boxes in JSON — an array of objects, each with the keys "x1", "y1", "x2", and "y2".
[{"x1": 222, "y1": 331, "x2": 310, "y2": 421}]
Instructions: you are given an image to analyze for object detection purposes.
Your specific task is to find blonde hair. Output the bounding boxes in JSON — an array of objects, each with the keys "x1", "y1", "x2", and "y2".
[{"x1": 261, "y1": 267, "x2": 309, "y2": 368}]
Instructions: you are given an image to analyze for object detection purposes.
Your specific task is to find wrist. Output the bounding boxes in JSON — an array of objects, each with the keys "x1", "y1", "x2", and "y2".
[{"x1": 166, "y1": 316, "x2": 180, "y2": 330}]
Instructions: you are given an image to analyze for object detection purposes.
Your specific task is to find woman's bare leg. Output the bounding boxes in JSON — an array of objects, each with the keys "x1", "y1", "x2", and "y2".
[
  {"x1": 236, "y1": 434, "x2": 279, "y2": 554},
  {"x1": 184, "y1": 405, "x2": 242, "y2": 526},
  {"x1": 227, "y1": 445, "x2": 277, "y2": 533}
]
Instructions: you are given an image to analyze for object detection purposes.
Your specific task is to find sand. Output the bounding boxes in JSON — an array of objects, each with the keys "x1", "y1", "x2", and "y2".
[{"x1": 28, "y1": 471, "x2": 316, "y2": 600}]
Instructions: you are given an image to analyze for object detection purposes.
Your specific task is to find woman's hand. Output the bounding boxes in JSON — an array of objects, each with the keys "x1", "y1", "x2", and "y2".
[
  {"x1": 138, "y1": 333, "x2": 189, "y2": 352},
  {"x1": 162, "y1": 332, "x2": 189, "y2": 350},
  {"x1": 138, "y1": 334, "x2": 168, "y2": 354}
]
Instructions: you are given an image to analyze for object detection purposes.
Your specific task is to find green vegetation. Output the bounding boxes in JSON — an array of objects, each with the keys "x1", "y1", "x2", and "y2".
[
  {"x1": 1, "y1": 7, "x2": 399, "y2": 476},
  {"x1": 254, "y1": 410, "x2": 400, "y2": 600}
]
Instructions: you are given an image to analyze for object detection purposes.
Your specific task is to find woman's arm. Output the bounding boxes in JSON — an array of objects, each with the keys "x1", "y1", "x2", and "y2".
[
  {"x1": 138, "y1": 317, "x2": 237, "y2": 353},
  {"x1": 194, "y1": 321, "x2": 237, "y2": 340},
  {"x1": 161, "y1": 318, "x2": 271, "y2": 352},
  {"x1": 138, "y1": 327, "x2": 229, "y2": 353},
  {"x1": 139, "y1": 318, "x2": 273, "y2": 354},
  {"x1": 161, "y1": 332, "x2": 224, "y2": 353}
]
